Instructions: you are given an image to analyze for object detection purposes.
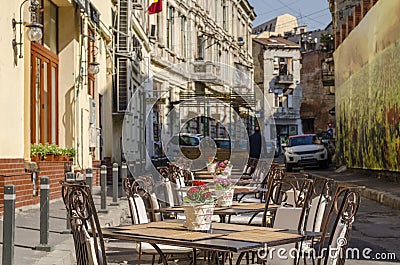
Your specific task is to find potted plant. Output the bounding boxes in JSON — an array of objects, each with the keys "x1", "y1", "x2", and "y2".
[
  {"x1": 214, "y1": 160, "x2": 233, "y2": 178},
  {"x1": 51, "y1": 144, "x2": 63, "y2": 161},
  {"x1": 183, "y1": 183, "x2": 214, "y2": 231},
  {"x1": 30, "y1": 143, "x2": 41, "y2": 162},
  {"x1": 214, "y1": 177, "x2": 234, "y2": 207},
  {"x1": 206, "y1": 157, "x2": 217, "y2": 173},
  {"x1": 64, "y1": 147, "x2": 76, "y2": 161},
  {"x1": 46, "y1": 143, "x2": 60, "y2": 161}
]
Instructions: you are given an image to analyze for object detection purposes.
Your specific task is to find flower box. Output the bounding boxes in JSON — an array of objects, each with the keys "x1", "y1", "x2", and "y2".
[
  {"x1": 215, "y1": 188, "x2": 234, "y2": 207},
  {"x1": 183, "y1": 204, "x2": 214, "y2": 231}
]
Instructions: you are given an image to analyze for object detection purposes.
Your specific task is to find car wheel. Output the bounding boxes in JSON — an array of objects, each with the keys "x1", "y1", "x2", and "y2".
[{"x1": 319, "y1": 160, "x2": 329, "y2": 169}]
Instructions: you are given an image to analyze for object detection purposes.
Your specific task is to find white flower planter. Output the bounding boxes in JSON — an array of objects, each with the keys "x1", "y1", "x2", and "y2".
[
  {"x1": 183, "y1": 204, "x2": 214, "y2": 231},
  {"x1": 215, "y1": 188, "x2": 234, "y2": 207},
  {"x1": 207, "y1": 163, "x2": 216, "y2": 173},
  {"x1": 224, "y1": 165, "x2": 233, "y2": 175}
]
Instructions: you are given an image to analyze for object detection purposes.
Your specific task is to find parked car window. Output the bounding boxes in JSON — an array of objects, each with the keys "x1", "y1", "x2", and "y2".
[
  {"x1": 179, "y1": 135, "x2": 200, "y2": 147},
  {"x1": 289, "y1": 135, "x2": 313, "y2": 146},
  {"x1": 215, "y1": 139, "x2": 231, "y2": 149}
]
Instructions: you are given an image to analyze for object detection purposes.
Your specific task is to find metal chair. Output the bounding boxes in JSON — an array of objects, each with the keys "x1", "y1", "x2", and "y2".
[
  {"x1": 61, "y1": 180, "x2": 107, "y2": 265},
  {"x1": 122, "y1": 177, "x2": 193, "y2": 265},
  {"x1": 314, "y1": 184, "x2": 363, "y2": 265},
  {"x1": 236, "y1": 162, "x2": 284, "y2": 203},
  {"x1": 242, "y1": 157, "x2": 259, "y2": 179}
]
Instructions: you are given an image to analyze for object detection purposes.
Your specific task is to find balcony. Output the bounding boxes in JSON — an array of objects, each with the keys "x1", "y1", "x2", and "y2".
[
  {"x1": 189, "y1": 61, "x2": 221, "y2": 83},
  {"x1": 322, "y1": 69, "x2": 335, "y2": 86},
  {"x1": 276, "y1": 74, "x2": 294, "y2": 84},
  {"x1": 322, "y1": 58, "x2": 335, "y2": 86},
  {"x1": 273, "y1": 107, "x2": 299, "y2": 120}
]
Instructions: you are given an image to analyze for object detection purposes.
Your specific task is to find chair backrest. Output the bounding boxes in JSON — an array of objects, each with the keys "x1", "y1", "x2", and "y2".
[
  {"x1": 262, "y1": 177, "x2": 313, "y2": 231},
  {"x1": 164, "y1": 178, "x2": 176, "y2": 207},
  {"x1": 316, "y1": 184, "x2": 363, "y2": 265},
  {"x1": 242, "y1": 157, "x2": 259, "y2": 177},
  {"x1": 272, "y1": 206, "x2": 303, "y2": 230},
  {"x1": 122, "y1": 176, "x2": 151, "y2": 224},
  {"x1": 149, "y1": 192, "x2": 162, "y2": 222},
  {"x1": 259, "y1": 164, "x2": 286, "y2": 202},
  {"x1": 305, "y1": 175, "x2": 334, "y2": 232},
  {"x1": 250, "y1": 159, "x2": 269, "y2": 183},
  {"x1": 61, "y1": 181, "x2": 106, "y2": 265}
]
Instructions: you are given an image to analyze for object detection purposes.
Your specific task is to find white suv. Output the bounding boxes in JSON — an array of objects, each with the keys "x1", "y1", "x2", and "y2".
[{"x1": 284, "y1": 134, "x2": 329, "y2": 171}]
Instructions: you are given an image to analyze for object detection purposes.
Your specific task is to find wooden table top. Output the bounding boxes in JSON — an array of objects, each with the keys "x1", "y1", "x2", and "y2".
[{"x1": 104, "y1": 221, "x2": 304, "y2": 253}]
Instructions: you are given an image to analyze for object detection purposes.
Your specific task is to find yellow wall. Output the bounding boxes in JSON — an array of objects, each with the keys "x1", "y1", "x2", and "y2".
[
  {"x1": 0, "y1": 1, "x2": 30, "y2": 158},
  {"x1": 334, "y1": 0, "x2": 400, "y2": 171}
]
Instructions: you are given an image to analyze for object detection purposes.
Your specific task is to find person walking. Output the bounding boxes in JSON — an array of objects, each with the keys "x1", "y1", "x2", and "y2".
[{"x1": 249, "y1": 126, "x2": 262, "y2": 159}]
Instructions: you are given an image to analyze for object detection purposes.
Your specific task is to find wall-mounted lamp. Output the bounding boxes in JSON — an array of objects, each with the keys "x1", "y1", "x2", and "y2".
[
  {"x1": 88, "y1": 46, "x2": 100, "y2": 75},
  {"x1": 12, "y1": 0, "x2": 43, "y2": 62},
  {"x1": 268, "y1": 87, "x2": 273, "y2": 93}
]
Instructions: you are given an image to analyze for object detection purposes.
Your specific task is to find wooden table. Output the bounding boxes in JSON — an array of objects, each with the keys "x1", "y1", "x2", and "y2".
[{"x1": 103, "y1": 221, "x2": 305, "y2": 265}]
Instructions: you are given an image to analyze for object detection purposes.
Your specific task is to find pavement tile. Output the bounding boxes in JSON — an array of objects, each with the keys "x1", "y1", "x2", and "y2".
[{"x1": 2, "y1": 165, "x2": 400, "y2": 264}]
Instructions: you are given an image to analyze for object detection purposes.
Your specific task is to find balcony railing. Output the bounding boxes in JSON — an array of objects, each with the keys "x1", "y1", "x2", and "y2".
[
  {"x1": 322, "y1": 69, "x2": 335, "y2": 86},
  {"x1": 273, "y1": 107, "x2": 299, "y2": 119},
  {"x1": 276, "y1": 74, "x2": 294, "y2": 84},
  {"x1": 189, "y1": 61, "x2": 221, "y2": 82}
]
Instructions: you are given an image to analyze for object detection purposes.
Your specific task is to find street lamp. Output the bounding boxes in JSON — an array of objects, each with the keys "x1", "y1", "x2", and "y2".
[
  {"x1": 12, "y1": 0, "x2": 43, "y2": 61},
  {"x1": 88, "y1": 60, "x2": 100, "y2": 75},
  {"x1": 88, "y1": 46, "x2": 100, "y2": 75}
]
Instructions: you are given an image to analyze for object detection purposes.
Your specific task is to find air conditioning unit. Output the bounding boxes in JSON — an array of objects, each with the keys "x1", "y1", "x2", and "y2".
[{"x1": 149, "y1": 24, "x2": 157, "y2": 39}]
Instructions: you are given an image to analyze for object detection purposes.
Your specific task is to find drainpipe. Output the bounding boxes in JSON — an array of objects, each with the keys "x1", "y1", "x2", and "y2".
[{"x1": 74, "y1": 10, "x2": 88, "y2": 170}]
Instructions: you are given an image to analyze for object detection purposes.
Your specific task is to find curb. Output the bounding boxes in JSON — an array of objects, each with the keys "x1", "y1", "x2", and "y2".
[{"x1": 361, "y1": 188, "x2": 400, "y2": 210}]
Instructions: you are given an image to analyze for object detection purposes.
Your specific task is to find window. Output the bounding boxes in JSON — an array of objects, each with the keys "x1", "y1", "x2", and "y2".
[
  {"x1": 274, "y1": 57, "x2": 293, "y2": 76},
  {"x1": 31, "y1": 42, "x2": 59, "y2": 144},
  {"x1": 197, "y1": 35, "x2": 205, "y2": 60},
  {"x1": 40, "y1": 0, "x2": 58, "y2": 54},
  {"x1": 231, "y1": 5, "x2": 235, "y2": 36},
  {"x1": 222, "y1": 3, "x2": 227, "y2": 31},
  {"x1": 274, "y1": 93, "x2": 293, "y2": 108},
  {"x1": 181, "y1": 16, "x2": 186, "y2": 58},
  {"x1": 167, "y1": 6, "x2": 174, "y2": 49}
]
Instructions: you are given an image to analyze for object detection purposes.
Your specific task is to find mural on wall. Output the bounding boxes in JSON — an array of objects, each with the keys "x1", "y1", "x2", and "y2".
[{"x1": 336, "y1": 39, "x2": 400, "y2": 171}]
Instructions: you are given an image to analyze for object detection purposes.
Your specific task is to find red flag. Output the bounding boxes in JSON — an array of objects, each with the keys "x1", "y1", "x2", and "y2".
[{"x1": 148, "y1": 0, "x2": 162, "y2": 14}]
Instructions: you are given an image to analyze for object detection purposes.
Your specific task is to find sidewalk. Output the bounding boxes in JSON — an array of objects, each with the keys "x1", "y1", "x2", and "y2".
[
  {"x1": 0, "y1": 186, "x2": 132, "y2": 265},
  {"x1": 309, "y1": 166, "x2": 400, "y2": 210},
  {"x1": 1, "y1": 167, "x2": 399, "y2": 264}
]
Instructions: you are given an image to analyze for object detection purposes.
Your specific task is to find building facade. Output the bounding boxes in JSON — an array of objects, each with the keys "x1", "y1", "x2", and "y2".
[
  {"x1": 299, "y1": 50, "x2": 335, "y2": 135},
  {"x1": 286, "y1": 25, "x2": 336, "y2": 135},
  {"x1": 0, "y1": 0, "x2": 114, "y2": 213},
  {"x1": 0, "y1": 0, "x2": 257, "y2": 210},
  {"x1": 143, "y1": 0, "x2": 257, "y2": 164},
  {"x1": 252, "y1": 13, "x2": 302, "y2": 37},
  {"x1": 252, "y1": 37, "x2": 302, "y2": 149}
]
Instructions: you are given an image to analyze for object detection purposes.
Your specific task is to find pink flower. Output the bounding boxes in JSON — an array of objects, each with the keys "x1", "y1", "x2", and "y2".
[{"x1": 189, "y1": 187, "x2": 198, "y2": 194}]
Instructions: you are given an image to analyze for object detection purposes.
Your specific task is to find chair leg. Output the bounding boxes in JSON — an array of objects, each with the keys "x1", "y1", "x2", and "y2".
[
  {"x1": 151, "y1": 255, "x2": 155, "y2": 265},
  {"x1": 138, "y1": 244, "x2": 142, "y2": 265}
]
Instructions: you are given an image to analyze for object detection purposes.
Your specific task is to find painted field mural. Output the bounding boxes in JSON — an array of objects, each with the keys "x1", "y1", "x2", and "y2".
[{"x1": 334, "y1": 0, "x2": 400, "y2": 172}]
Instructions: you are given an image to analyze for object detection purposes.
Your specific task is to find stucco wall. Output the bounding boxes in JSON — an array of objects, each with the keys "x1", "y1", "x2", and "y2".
[
  {"x1": 334, "y1": 0, "x2": 400, "y2": 171},
  {"x1": 0, "y1": 2, "x2": 27, "y2": 158}
]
